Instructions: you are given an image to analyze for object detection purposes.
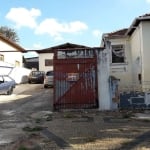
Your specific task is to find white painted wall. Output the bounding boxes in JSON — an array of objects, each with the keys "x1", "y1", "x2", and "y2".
[
  {"x1": 130, "y1": 24, "x2": 143, "y2": 87},
  {"x1": 141, "y1": 21, "x2": 150, "y2": 83},
  {"x1": 129, "y1": 21, "x2": 150, "y2": 90},
  {"x1": 0, "y1": 40, "x2": 23, "y2": 67},
  {"x1": 0, "y1": 38, "x2": 31, "y2": 84},
  {"x1": 39, "y1": 53, "x2": 54, "y2": 73},
  {"x1": 102, "y1": 21, "x2": 150, "y2": 92},
  {"x1": 97, "y1": 42, "x2": 118, "y2": 110},
  {"x1": 109, "y1": 38, "x2": 133, "y2": 90},
  {"x1": 0, "y1": 62, "x2": 13, "y2": 75}
]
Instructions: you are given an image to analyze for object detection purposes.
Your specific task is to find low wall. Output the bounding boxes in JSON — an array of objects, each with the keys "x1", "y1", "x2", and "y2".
[{"x1": 9, "y1": 67, "x2": 31, "y2": 84}]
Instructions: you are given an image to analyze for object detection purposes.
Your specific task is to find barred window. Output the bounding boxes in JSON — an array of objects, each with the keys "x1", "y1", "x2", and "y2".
[
  {"x1": 45, "y1": 59, "x2": 53, "y2": 66},
  {"x1": 112, "y1": 45, "x2": 125, "y2": 63}
]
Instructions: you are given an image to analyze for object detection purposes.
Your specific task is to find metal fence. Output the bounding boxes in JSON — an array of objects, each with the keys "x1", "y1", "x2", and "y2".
[{"x1": 53, "y1": 49, "x2": 98, "y2": 110}]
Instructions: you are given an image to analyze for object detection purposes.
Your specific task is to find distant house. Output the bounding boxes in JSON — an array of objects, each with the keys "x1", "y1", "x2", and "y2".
[
  {"x1": 36, "y1": 42, "x2": 89, "y2": 73},
  {"x1": 0, "y1": 34, "x2": 25, "y2": 67},
  {"x1": 0, "y1": 34, "x2": 31, "y2": 83},
  {"x1": 102, "y1": 13, "x2": 150, "y2": 91}
]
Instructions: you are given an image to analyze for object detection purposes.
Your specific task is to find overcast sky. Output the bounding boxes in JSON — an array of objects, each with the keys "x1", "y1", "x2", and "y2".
[{"x1": 1, "y1": 0, "x2": 150, "y2": 57}]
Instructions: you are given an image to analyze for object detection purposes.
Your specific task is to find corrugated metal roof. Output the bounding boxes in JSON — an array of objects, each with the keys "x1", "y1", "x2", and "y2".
[{"x1": 36, "y1": 42, "x2": 90, "y2": 53}]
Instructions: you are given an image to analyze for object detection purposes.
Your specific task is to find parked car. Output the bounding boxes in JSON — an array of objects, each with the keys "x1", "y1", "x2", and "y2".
[
  {"x1": 0, "y1": 75, "x2": 16, "y2": 95},
  {"x1": 44, "y1": 71, "x2": 54, "y2": 88},
  {"x1": 28, "y1": 71, "x2": 45, "y2": 84}
]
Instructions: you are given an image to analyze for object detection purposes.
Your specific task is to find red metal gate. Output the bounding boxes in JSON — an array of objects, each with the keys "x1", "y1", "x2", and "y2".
[{"x1": 53, "y1": 48, "x2": 98, "y2": 110}]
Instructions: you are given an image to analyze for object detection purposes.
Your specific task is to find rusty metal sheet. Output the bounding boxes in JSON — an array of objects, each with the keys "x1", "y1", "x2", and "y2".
[{"x1": 53, "y1": 49, "x2": 98, "y2": 110}]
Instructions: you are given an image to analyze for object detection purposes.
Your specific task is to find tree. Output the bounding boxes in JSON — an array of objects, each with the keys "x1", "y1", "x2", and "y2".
[{"x1": 0, "y1": 26, "x2": 19, "y2": 43}]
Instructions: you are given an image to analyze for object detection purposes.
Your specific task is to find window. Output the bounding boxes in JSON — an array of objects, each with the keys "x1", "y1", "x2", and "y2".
[
  {"x1": 0, "y1": 54, "x2": 4, "y2": 61},
  {"x1": 45, "y1": 59, "x2": 53, "y2": 66},
  {"x1": 112, "y1": 45, "x2": 125, "y2": 63},
  {"x1": 138, "y1": 74, "x2": 142, "y2": 84}
]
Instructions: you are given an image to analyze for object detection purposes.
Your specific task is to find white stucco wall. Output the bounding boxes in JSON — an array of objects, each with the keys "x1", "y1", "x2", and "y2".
[
  {"x1": 109, "y1": 38, "x2": 133, "y2": 90},
  {"x1": 98, "y1": 49, "x2": 111, "y2": 110},
  {"x1": 0, "y1": 40, "x2": 23, "y2": 67},
  {"x1": 97, "y1": 42, "x2": 118, "y2": 110},
  {"x1": 130, "y1": 24, "x2": 143, "y2": 86},
  {"x1": 141, "y1": 21, "x2": 150, "y2": 83},
  {"x1": 39, "y1": 53, "x2": 54, "y2": 72}
]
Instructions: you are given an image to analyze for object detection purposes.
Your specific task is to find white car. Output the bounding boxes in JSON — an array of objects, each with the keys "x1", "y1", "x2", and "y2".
[
  {"x1": 0, "y1": 75, "x2": 16, "y2": 95},
  {"x1": 44, "y1": 71, "x2": 53, "y2": 88}
]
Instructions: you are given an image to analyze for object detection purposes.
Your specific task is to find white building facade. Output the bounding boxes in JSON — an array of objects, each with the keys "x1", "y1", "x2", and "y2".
[
  {"x1": 0, "y1": 34, "x2": 25, "y2": 67},
  {"x1": 0, "y1": 34, "x2": 31, "y2": 84},
  {"x1": 38, "y1": 53, "x2": 53, "y2": 73},
  {"x1": 102, "y1": 14, "x2": 150, "y2": 91}
]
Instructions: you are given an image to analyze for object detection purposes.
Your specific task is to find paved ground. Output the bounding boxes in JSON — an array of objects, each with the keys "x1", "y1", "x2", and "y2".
[{"x1": 0, "y1": 84, "x2": 150, "y2": 150}]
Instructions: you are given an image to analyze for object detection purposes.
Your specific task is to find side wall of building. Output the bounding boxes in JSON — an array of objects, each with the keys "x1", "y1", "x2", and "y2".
[
  {"x1": 130, "y1": 23, "x2": 142, "y2": 87},
  {"x1": 109, "y1": 38, "x2": 133, "y2": 90},
  {"x1": 39, "y1": 53, "x2": 54, "y2": 72},
  {"x1": 141, "y1": 21, "x2": 150, "y2": 84},
  {"x1": 0, "y1": 40, "x2": 23, "y2": 67}
]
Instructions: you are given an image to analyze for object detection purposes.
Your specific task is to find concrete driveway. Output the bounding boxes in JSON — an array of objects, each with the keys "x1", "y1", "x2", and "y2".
[
  {"x1": 0, "y1": 84, "x2": 150, "y2": 150},
  {"x1": 0, "y1": 83, "x2": 53, "y2": 149}
]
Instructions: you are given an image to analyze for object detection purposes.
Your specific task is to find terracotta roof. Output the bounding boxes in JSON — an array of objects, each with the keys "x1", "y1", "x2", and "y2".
[
  {"x1": 0, "y1": 34, "x2": 25, "y2": 52},
  {"x1": 36, "y1": 42, "x2": 90, "y2": 53},
  {"x1": 105, "y1": 28, "x2": 128, "y2": 39}
]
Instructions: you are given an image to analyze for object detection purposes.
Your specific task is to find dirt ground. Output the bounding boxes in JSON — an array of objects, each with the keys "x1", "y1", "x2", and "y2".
[{"x1": 0, "y1": 84, "x2": 150, "y2": 150}]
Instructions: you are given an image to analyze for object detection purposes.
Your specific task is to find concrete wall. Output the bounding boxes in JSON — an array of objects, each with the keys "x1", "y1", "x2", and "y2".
[
  {"x1": 0, "y1": 40, "x2": 23, "y2": 67},
  {"x1": 39, "y1": 53, "x2": 53, "y2": 73},
  {"x1": 98, "y1": 49, "x2": 111, "y2": 110},
  {"x1": 0, "y1": 64, "x2": 31, "y2": 84},
  {"x1": 97, "y1": 43, "x2": 118, "y2": 110}
]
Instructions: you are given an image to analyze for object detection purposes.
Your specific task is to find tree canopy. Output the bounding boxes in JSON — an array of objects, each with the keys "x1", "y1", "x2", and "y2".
[{"x1": 0, "y1": 26, "x2": 19, "y2": 43}]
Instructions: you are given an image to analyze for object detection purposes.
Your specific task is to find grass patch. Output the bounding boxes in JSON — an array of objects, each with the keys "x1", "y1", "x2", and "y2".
[
  {"x1": 35, "y1": 118, "x2": 42, "y2": 123},
  {"x1": 63, "y1": 112, "x2": 77, "y2": 118},
  {"x1": 46, "y1": 116, "x2": 52, "y2": 121},
  {"x1": 118, "y1": 128, "x2": 125, "y2": 132},
  {"x1": 141, "y1": 119, "x2": 150, "y2": 122},
  {"x1": 22, "y1": 126, "x2": 43, "y2": 132},
  {"x1": 122, "y1": 112, "x2": 133, "y2": 119},
  {"x1": 45, "y1": 114, "x2": 53, "y2": 121},
  {"x1": 18, "y1": 146, "x2": 29, "y2": 150},
  {"x1": 85, "y1": 136, "x2": 96, "y2": 143}
]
